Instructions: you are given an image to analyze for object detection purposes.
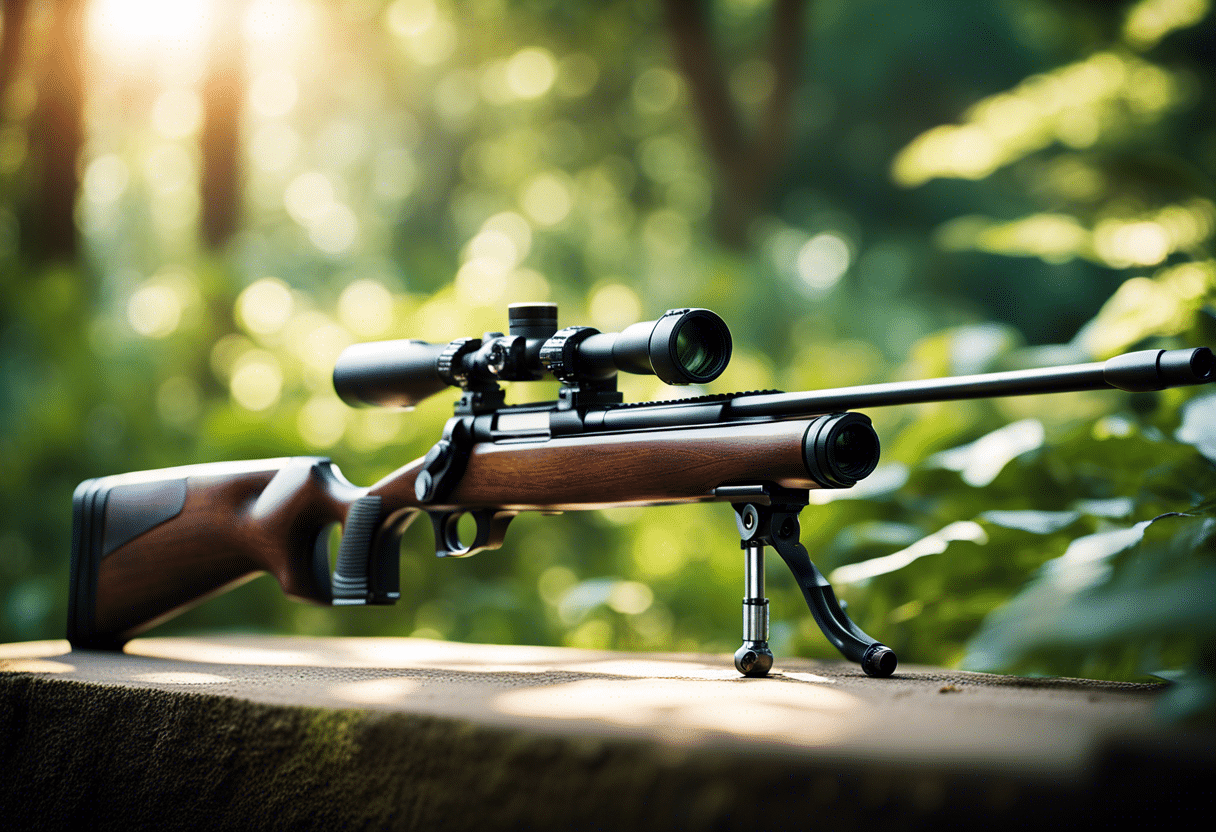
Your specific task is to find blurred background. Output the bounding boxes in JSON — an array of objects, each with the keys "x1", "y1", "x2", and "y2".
[{"x1": 1, "y1": 0, "x2": 1214, "y2": 716}]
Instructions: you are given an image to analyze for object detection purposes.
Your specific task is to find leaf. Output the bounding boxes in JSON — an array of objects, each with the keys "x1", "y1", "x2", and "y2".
[
  {"x1": 962, "y1": 513, "x2": 1216, "y2": 690},
  {"x1": 1071, "y1": 497, "x2": 1134, "y2": 518},
  {"x1": 829, "y1": 521, "x2": 988, "y2": 584},
  {"x1": 1175, "y1": 393, "x2": 1216, "y2": 463},
  {"x1": 948, "y1": 323, "x2": 1019, "y2": 375},
  {"x1": 979, "y1": 509, "x2": 1081, "y2": 534},
  {"x1": 929, "y1": 419, "x2": 1045, "y2": 487},
  {"x1": 1044, "y1": 521, "x2": 1153, "y2": 592}
]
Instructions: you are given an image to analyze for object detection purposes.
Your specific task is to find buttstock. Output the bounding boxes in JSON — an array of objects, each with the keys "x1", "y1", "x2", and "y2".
[{"x1": 68, "y1": 457, "x2": 363, "y2": 648}]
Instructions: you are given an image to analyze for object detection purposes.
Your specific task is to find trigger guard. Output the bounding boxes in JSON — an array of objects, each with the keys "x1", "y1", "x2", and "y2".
[{"x1": 429, "y1": 509, "x2": 518, "y2": 558}]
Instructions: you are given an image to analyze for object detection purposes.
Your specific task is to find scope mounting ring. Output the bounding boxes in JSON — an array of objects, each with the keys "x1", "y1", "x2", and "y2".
[
  {"x1": 437, "y1": 338, "x2": 482, "y2": 389},
  {"x1": 539, "y1": 326, "x2": 600, "y2": 384}
]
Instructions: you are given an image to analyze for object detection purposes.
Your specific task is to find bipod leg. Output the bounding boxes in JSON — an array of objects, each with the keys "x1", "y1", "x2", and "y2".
[
  {"x1": 731, "y1": 491, "x2": 897, "y2": 678},
  {"x1": 733, "y1": 539, "x2": 774, "y2": 677}
]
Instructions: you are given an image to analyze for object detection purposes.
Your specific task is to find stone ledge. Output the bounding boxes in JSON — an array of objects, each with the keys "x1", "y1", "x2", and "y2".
[{"x1": 1, "y1": 636, "x2": 1211, "y2": 829}]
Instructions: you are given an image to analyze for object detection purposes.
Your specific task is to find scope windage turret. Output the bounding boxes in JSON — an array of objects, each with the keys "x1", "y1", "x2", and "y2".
[{"x1": 333, "y1": 304, "x2": 733, "y2": 409}]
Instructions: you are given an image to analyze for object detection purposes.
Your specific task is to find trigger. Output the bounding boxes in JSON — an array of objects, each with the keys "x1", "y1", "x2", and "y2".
[{"x1": 429, "y1": 510, "x2": 518, "y2": 558}]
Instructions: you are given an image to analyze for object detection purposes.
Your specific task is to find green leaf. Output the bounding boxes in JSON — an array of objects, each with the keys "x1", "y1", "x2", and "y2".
[
  {"x1": 1175, "y1": 393, "x2": 1216, "y2": 463},
  {"x1": 929, "y1": 419, "x2": 1045, "y2": 487},
  {"x1": 979, "y1": 510, "x2": 1081, "y2": 534},
  {"x1": 963, "y1": 512, "x2": 1216, "y2": 702}
]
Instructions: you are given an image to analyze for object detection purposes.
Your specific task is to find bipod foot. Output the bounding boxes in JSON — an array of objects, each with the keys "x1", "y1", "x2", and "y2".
[{"x1": 734, "y1": 641, "x2": 774, "y2": 677}]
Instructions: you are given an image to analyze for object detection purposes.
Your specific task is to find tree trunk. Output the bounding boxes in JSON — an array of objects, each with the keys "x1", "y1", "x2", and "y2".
[
  {"x1": 662, "y1": 0, "x2": 808, "y2": 247},
  {"x1": 31, "y1": 0, "x2": 86, "y2": 261},
  {"x1": 199, "y1": 1, "x2": 246, "y2": 250},
  {"x1": 0, "y1": 0, "x2": 30, "y2": 100}
]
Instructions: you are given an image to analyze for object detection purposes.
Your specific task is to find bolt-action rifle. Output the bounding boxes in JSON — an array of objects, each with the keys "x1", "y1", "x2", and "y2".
[{"x1": 67, "y1": 303, "x2": 1216, "y2": 677}]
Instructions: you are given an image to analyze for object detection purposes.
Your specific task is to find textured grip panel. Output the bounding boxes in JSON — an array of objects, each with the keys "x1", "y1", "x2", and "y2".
[{"x1": 331, "y1": 496, "x2": 383, "y2": 605}]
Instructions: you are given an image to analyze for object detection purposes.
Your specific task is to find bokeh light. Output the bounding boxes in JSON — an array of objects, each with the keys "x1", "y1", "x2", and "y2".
[
  {"x1": 1123, "y1": 0, "x2": 1210, "y2": 50},
  {"x1": 520, "y1": 172, "x2": 574, "y2": 226},
  {"x1": 506, "y1": 48, "x2": 558, "y2": 100},
  {"x1": 230, "y1": 350, "x2": 284, "y2": 411},
  {"x1": 128, "y1": 283, "x2": 183, "y2": 338},
  {"x1": 87, "y1": 0, "x2": 215, "y2": 73},
  {"x1": 337, "y1": 279, "x2": 394, "y2": 337},
  {"x1": 237, "y1": 278, "x2": 294, "y2": 336},
  {"x1": 796, "y1": 233, "x2": 851, "y2": 294},
  {"x1": 249, "y1": 70, "x2": 299, "y2": 119}
]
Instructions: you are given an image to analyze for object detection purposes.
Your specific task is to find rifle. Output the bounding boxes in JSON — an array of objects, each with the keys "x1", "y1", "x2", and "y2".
[{"x1": 67, "y1": 303, "x2": 1216, "y2": 678}]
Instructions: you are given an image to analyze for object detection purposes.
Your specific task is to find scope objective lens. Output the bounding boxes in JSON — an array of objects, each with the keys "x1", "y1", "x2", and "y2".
[
  {"x1": 647, "y1": 309, "x2": 732, "y2": 384},
  {"x1": 674, "y1": 318, "x2": 722, "y2": 379}
]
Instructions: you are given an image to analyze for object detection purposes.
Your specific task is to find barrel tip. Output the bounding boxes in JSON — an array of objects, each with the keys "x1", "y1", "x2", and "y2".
[
  {"x1": 1157, "y1": 347, "x2": 1216, "y2": 387},
  {"x1": 1106, "y1": 348, "x2": 1216, "y2": 392},
  {"x1": 1190, "y1": 347, "x2": 1215, "y2": 382}
]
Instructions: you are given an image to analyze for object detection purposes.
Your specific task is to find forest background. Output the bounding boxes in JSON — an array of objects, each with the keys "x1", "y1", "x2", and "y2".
[{"x1": 2, "y1": 0, "x2": 1215, "y2": 719}]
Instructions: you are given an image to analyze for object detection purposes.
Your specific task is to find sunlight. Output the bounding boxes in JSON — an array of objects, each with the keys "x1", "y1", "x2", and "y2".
[
  {"x1": 492, "y1": 679, "x2": 861, "y2": 747},
  {"x1": 87, "y1": 0, "x2": 216, "y2": 71},
  {"x1": 892, "y1": 52, "x2": 1181, "y2": 187},
  {"x1": 243, "y1": 0, "x2": 314, "y2": 48}
]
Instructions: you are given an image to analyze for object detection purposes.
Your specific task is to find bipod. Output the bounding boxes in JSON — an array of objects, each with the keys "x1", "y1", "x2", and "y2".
[{"x1": 717, "y1": 484, "x2": 898, "y2": 678}]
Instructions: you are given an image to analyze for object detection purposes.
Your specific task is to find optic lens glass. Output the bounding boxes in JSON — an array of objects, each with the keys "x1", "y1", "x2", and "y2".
[{"x1": 674, "y1": 318, "x2": 724, "y2": 379}]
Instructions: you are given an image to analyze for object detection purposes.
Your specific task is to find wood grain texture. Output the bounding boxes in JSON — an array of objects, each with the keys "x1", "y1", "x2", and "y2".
[
  {"x1": 371, "y1": 420, "x2": 820, "y2": 512},
  {"x1": 90, "y1": 459, "x2": 362, "y2": 643},
  {"x1": 84, "y1": 420, "x2": 828, "y2": 643}
]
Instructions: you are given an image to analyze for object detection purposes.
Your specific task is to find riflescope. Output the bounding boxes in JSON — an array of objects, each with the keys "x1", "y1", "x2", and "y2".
[{"x1": 333, "y1": 304, "x2": 733, "y2": 409}]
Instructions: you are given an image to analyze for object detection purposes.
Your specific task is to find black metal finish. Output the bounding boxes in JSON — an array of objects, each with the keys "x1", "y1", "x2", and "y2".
[
  {"x1": 427, "y1": 509, "x2": 518, "y2": 559},
  {"x1": 802, "y1": 412, "x2": 880, "y2": 488},
  {"x1": 332, "y1": 339, "x2": 449, "y2": 409},
  {"x1": 731, "y1": 347, "x2": 1215, "y2": 418},
  {"x1": 414, "y1": 417, "x2": 475, "y2": 503},
  {"x1": 731, "y1": 485, "x2": 898, "y2": 678},
  {"x1": 540, "y1": 326, "x2": 603, "y2": 383},
  {"x1": 507, "y1": 302, "x2": 558, "y2": 339},
  {"x1": 331, "y1": 306, "x2": 733, "y2": 411}
]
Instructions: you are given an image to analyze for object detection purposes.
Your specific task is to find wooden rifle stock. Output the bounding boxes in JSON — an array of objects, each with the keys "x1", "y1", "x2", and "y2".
[{"x1": 68, "y1": 418, "x2": 843, "y2": 648}]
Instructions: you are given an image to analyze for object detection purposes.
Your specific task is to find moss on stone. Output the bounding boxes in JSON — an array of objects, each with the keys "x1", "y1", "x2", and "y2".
[{"x1": 0, "y1": 672, "x2": 1206, "y2": 829}]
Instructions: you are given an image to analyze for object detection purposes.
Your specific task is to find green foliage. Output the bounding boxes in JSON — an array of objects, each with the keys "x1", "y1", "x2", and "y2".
[{"x1": 1, "y1": 0, "x2": 1215, "y2": 719}]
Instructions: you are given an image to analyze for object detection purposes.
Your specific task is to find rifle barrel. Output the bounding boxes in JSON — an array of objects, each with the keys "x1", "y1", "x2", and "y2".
[{"x1": 730, "y1": 347, "x2": 1214, "y2": 418}]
